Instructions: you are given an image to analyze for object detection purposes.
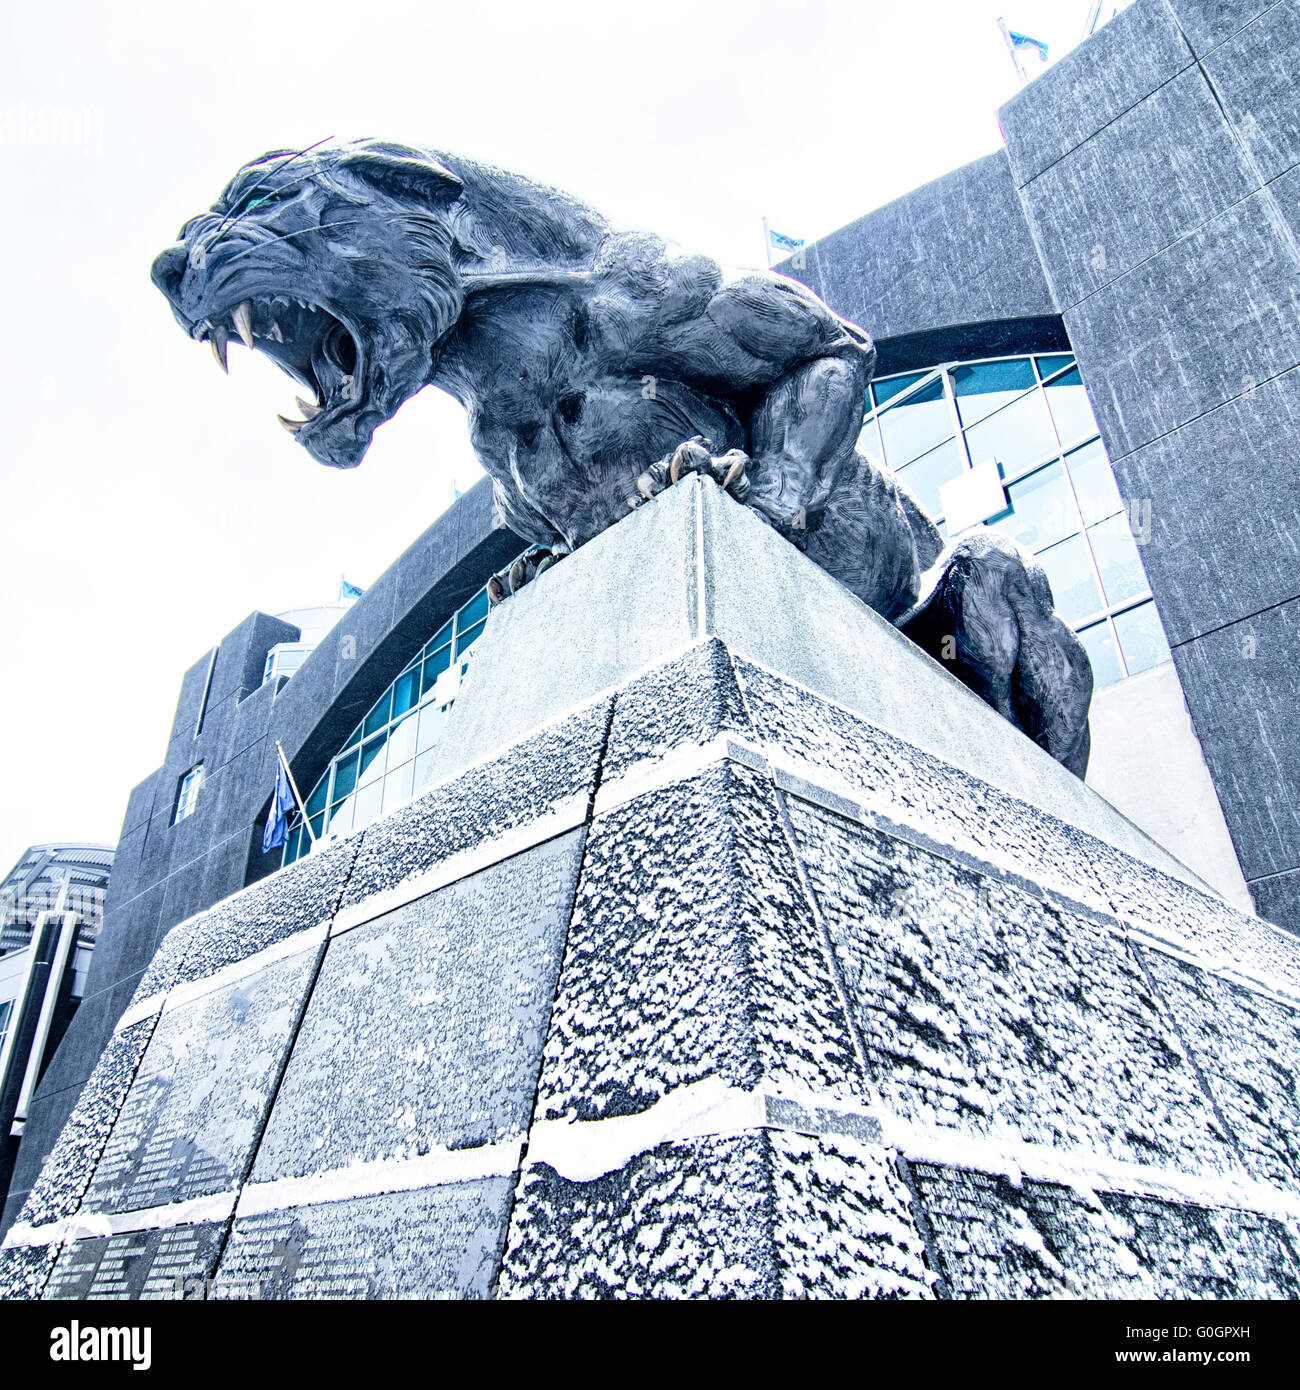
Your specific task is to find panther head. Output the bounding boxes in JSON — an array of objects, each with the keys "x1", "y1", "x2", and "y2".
[{"x1": 151, "y1": 140, "x2": 465, "y2": 469}]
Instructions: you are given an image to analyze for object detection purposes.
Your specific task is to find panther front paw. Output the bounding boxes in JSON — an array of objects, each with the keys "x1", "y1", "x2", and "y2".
[
  {"x1": 633, "y1": 436, "x2": 751, "y2": 506},
  {"x1": 486, "y1": 545, "x2": 568, "y2": 605}
]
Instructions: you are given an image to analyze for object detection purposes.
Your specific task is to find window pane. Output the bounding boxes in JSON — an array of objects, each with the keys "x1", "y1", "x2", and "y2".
[
  {"x1": 1045, "y1": 367, "x2": 1098, "y2": 447},
  {"x1": 305, "y1": 777, "x2": 328, "y2": 817},
  {"x1": 383, "y1": 759, "x2": 415, "y2": 811},
  {"x1": 963, "y1": 388, "x2": 1056, "y2": 475},
  {"x1": 456, "y1": 619, "x2": 487, "y2": 656},
  {"x1": 458, "y1": 589, "x2": 490, "y2": 629},
  {"x1": 877, "y1": 378, "x2": 951, "y2": 466},
  {"x1": 1037, "y1": 534, "x2": 1103, "y2": 624},
  {"x1": 392, "y1": 667, "x2": 421, "y2": 719},
  {"x1": 340, "y1": 723, "x2": 361, "y2": 753},
  {"x1": 327, "y1": 796, "x2": 354, "y2": 835},
  {"x1": 358, "y1": 733, "x2": 387, "y2": 787},
  {"x1": 354, "y1": 780, "x2": 383, "y2": 826},
  {"x1": 386, "y1": 710, "x2": 417, "y2": 766},
  {"x1": 1036, "y1": 354, "x2": 1075, "y2": 381},
  {"x1": 1077, "y1": 621, "x2": 1125, "y2": 689},
  {"x1": 414, "y1": 748, "x2": 438, "y2": 791},
  {"x1": 1113, "y1": 601, "x2": 1171, "y2": 675},
  {"x1": 362, "y1": 688, "x2": 392, "y2": 738},
  {"x1": 331, "y1": 747, "x2": 360, "y2": 801},
  {"x1": 1088, "y1": 513, "x2": 1148, "y2": 607},
  {"x1": 995, "y1": 462, "x2": 1076, "y2": 552},
  {"x1": 284, "y1": 824, "x2": 303, "y2": 864},
  {"x1": 308, "y1": 812, "x2": 324, "y2": 841},
  {"x1": 425, "y1": 618, "x2": 453, "y2": 656},
  {"x1": 895, "y1": 438, "x2": 965, "y2": 518},
  {"x1": 417, "y1": 703, "x2": 446, "y2": 754},
  {"x1": 422, "y1": 645, "x2": 451, "y2": 695},
  {"x1": 1064, "y1": 438, "x2": 1123, "y2": 526},
  {"x1": 858, "y1": 415, "x2": 883, "y2": 459},
  {"x1": 872, "y1": 371, "x2": 925, "y2": 409},
  {"x1": 952, "y1": 358, "x2": 1036, "y2": 428}
]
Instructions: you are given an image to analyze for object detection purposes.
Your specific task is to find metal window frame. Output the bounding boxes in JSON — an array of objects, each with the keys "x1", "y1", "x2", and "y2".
[
  {"x1": 282, "y1": 565, "x2": 523, "y2": 866},
  {"x1": 865, "y1": 352, "x2": 1158, "y2": 684}
]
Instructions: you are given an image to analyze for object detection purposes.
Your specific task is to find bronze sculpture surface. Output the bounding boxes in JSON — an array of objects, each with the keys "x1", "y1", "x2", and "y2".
[{"x1": 152, "y1": 140, "x2": 1092, "y2": 773}]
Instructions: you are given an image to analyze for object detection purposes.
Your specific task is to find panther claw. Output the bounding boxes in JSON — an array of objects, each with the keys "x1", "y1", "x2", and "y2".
[
  {"x1": 487, "y1": 545, "x2": 568, "y2": 605},
  {"x1": 635, "y1": 436, "x2": 751, "y2": 506}
]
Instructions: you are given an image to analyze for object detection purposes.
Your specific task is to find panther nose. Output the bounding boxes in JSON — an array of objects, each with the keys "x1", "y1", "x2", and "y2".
[{"x1": 151, "y1": 244, "x2": 189, "y2": 302}]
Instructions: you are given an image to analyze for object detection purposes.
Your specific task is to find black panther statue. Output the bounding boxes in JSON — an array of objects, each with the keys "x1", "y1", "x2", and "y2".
[{"x1": 151, "y1": 139, "x2": 1093, "y2": 774}]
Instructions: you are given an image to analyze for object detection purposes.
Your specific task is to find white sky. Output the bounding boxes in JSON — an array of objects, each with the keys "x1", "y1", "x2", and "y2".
[{"x1": 0, "y1": 0, "x2": 1099, "y2": 874}]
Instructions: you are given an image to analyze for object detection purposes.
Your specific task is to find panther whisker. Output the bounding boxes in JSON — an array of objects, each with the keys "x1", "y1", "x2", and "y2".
[{"x1": 211, "y1": 136, "x2": 334, "y2": 239}]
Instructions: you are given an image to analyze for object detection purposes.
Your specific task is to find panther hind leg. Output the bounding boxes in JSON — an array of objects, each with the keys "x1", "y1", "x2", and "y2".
[{"x1": 898, "y1": 530, "x2": 1093, "y2": 776}]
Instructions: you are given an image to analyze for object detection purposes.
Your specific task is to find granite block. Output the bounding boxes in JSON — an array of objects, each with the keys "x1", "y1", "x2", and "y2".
[
  {"x1": 787, "y1": 800, "x2": 1236, "y2": 1176},
  {"x1": 499, "y1": 1130, "x2": 934, "y2": 1300},
  {"x1": 250, "y1": 831, "x2": 584, "y2": 1182},
  {"x1": 535, "y1": 761, "x2": 860, "y2": 1123},
  {"x1": 44, "y1": 1221, "x2": 227, "y2": 1300},
  {"x1": 212, "y1": 1181, "x2": 513, "y2": 1299},
  {"x1": 80, "y1": 943, "x2": 319, "y2": 1215}
]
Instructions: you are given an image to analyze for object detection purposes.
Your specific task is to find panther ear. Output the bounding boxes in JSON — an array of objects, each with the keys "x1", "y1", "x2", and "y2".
[{"x1": 336, "y1": 144, "x2": 463, "y2": 208}]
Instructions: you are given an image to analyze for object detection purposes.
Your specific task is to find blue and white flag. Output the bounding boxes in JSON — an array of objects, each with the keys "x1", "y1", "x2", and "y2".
[
  {"x1": 262, "y1": 752, "x2": 297, "y2": 852},
  {"x1": 340, "y1": 578, "x2": 365, "y2": 600},
  {"x1": 1008, "y1": 29, "x2": 1049, "y2": 62},
  {"x1": 768, "y1": 227, "x2": 805, "y2": 253}
]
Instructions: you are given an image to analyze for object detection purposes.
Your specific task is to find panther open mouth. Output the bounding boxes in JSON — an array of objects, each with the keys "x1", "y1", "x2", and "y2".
[{"x1": 193, "y1": 293, "x2": 366, "y2": 445}]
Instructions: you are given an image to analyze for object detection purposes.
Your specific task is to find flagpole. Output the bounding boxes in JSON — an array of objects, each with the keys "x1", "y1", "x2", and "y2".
[
  {"x1": 997, "y1": 17, "x2": 1029, "y2": 86},
  {"x1": 275, "y1": 740, "x2": 317, "y2": 844},
  {"x1": 762, "y1": 216, "x2": 772, "y2": 270}
]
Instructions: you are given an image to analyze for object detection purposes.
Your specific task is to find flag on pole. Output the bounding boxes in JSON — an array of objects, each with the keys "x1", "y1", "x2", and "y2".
[
  {"x1": 767, "y1": 227, "x2": 805, "y2": 253},
  {"x1": 340, "y1": 578, "x2": 365, "y2": 600},
  {"x1": 262, "y1": 752, "x2": 297, "y2": 852},
  {"x1": 1007, "y1": 29, "x2": 1049, "y2": 62}
]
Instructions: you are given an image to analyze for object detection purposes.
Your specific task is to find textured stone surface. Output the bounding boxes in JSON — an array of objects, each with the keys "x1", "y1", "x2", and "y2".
[
  {"x1": 212, "y1": 1181, "x2": 513, "y2": 1299},
  {"x1": 251, "y1": 831, "x2": 584, "y2": 1182},
  {"x1": 341, "y1": 698, "x2": 607, "y2": 907},
  {"x1": 1061, "y1": 187, "x2": 1300, "y2": 464},
  {"x1": 1110, "y1": 365, "x2": 1300, "y2": 648},
  {"x1": 44, "y1": 1221, "x2": 226, "y2": 1300},
  {"x1": 1000, "y1": 0, "x2": 1193, "y2": 183},
  {"x1": 779, "y1": 151, "x2": 1056, "y2": 350},
  {"x1": 80, "y1": 945, "x2": 319, "y2": 1215},
  {"x1": 1021, "y1": 65, "x2": 1256, "y2": 309},
  {"x1": 1138, "y1": 945, "x2": 1300, "y2": 1192},
  {"x1": 133, "y1": 836, "x2": 357, "y2": 1001},
  {"x1": 1169, "y1": 0, "x2": 1285, "y2": 57},
  {"x1": 1200, "y1": 1, "x2": 1300, "y2": 181},
  {"x1": 536, "y1": 762, "x2": 859, "y2": 1123},
  {"x1": 602, "y1": 638, "x2": 751, "y2": 782},
  {"x1": 911, "y1": 1163, "x2": 1298, "y2": 1299},
  {"x1": 500, "y1": 1131, "x2": 934, "y2": 1300},
  {"x1": 1169, "y1": 600, "x2": 1300, "y2": 889},
  {"x1": 0, "y1": 1243, "x2": 62, "y2": 1301},
  {"x1": 13, "y1": 1019, "x2": 157, "y2": 1231},
  {"x1": 788, "y1": 800, "x2": 1234, "y2": 1175}
]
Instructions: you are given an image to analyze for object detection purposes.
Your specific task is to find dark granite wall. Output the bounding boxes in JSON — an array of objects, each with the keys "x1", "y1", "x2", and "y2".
[
  {"x1": 998, "y1": 0, "x2": 1300, "y2": 934},
  {"x1": 2, "y1": 479, "x2": 522, "y2": 1233},
  {"x1": 777, "y1": 149, "x2": 1069, "y2": 373}
]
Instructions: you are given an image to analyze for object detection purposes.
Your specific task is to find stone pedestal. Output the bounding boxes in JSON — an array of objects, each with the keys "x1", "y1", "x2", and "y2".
[{"x1": 4, "y1": 478, "x2": 1298, "y2": 1299}]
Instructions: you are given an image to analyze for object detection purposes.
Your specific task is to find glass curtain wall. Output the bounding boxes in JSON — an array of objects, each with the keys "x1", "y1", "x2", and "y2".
[
  {"x1": 280, "y1": 586, "x2": 493, "y2": 865},
  {"x1": 861, "y1": 353, "x2": 1170, "y2": 688}
]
